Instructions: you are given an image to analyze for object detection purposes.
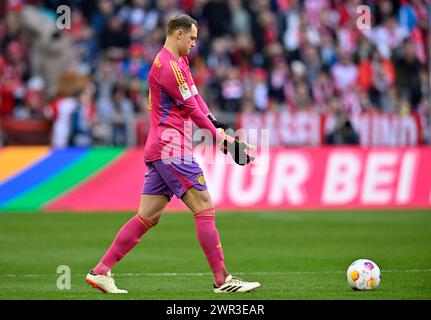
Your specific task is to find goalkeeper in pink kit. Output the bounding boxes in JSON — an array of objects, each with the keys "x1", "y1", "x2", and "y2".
[{"x1": 86, "y1": 14, "x2": 259, "y2": 294}]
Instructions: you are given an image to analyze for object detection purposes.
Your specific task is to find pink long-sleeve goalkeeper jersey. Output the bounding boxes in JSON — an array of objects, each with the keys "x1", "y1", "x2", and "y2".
[{"x1": 144, "y1": 46, "x2": 221, "y2": 162}]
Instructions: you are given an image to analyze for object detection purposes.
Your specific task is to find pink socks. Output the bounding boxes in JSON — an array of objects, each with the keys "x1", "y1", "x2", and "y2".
[
  {"x1": 194, "y1": 208, "x2": 229, "y2": 286},
  {"x1": 94, "y1": 209, "x2": 228, "y2": 287},
  {"x1": 93, "y1": 215, "x2": 155, "y2": 275}
]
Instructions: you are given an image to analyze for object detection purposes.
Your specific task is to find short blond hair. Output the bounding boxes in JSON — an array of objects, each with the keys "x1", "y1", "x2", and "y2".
[{"x1": 166, "y1": 14, "x2": 198, "y2": 35}]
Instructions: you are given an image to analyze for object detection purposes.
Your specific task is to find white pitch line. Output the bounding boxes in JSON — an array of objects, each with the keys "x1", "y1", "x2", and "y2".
[{"x1": 1, "y1": 269, "x2": 430, "y2": 278}]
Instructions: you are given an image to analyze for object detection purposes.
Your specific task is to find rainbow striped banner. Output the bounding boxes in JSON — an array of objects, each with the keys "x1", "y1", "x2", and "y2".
[
  {"x1": 0, "y1": 147, "x2": 129, "y2": 212},
  {"x1": 0, "y1": 146, "x2": 188, "y2": 213}
]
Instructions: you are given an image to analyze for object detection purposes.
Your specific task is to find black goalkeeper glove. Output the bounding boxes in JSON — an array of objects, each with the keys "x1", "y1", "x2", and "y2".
[
  {"x1": 221, "y1": 138, "x2": 254, "y2": 166},
  {"x1": 207, "y1": 114, "x2": 230, "y2": 131},
  {"x1": 207, "y1": 114, "x2": 254, "y2": 165}
]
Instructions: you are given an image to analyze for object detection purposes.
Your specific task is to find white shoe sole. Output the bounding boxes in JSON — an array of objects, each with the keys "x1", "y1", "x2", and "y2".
[
  {"x1": 214, "y1": 282, "x2": 261, "y2": 293},
  {"x1": 85, "y1": 275, "x2": 128, "y2": 294}
]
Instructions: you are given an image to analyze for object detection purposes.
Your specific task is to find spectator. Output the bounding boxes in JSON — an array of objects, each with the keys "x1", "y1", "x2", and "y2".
[
  {"x1": 69, "y1": 84, "x2": 95, "y2": 147},
  {"x1": 419, "y1": 70, "x2": 429, "y2": 103},
  {"x1": 94, "y1": 58, "x2": 116, "y2": 125},
  {"x1": 380, "y1": 86, "x2": 399, "y2": 114},
  {"x1": 0, "y1": 44, "x2": 26, "y2": 118},
  {"x1": 229, "y1": 0, "x2": 251, "y2": 37},
  {"x1": 301, "y1": 44, "x2": 322, "y2": 86},
  {"x1": 268, "y1": 56, "x2": 289, "y2": 105},
  {"x1": 248, "y1": 0, "x2": 269, "y2": 55},
  {"x1": 251, "y1": 68, "x2": 269, "y2": 112},
  {"x1": 398, "y1": 0, "x2": 418, "y2": 34},
  {"x1": 121, "y1": 44, "x2": 150, "y2": 81},
  {"x1": 220, "y1": 67, "x2": 243, "y2": 112},
  {"x1": 326, "y1": 117, "x2": 360, "y2": 145},
  {"x1": 369, "y1": 49, "x2": 396, "y2": 109},
  {"x1": 22, "y1": 76, "x2": 46, "y2": 120},
  {"x1": 418, "y1": 97, "x2": 430, "y2": 144},
  {"x1": 51, "y1": 72, "x2": 87, "y2": 148},
  {"x1": 290, "y1": 81, "x2": 311, "y2": 111},
  {"x1": 230, "y1": 34, "x2": 254, "y2": 70},
  {"x1": 110, "y1": 84, "x2": 135, "y2": 146},
  {"x1": 366, "y1": 16, "x2": 408, "y2": 58},
  {"x1": 393, "y1": 40, "x2": 422, "y2": 109},
  {"x1": 119, "y1": 0, "x2": 160, "y2": 41},
  {"x1": 99, "y1": 15, "x2": 131, "y2": 53},
  {"x1": 331, "y1": 50, "x2": 358, "y2": 93},
  {"x1": 312, "y1": 70, "x2": 334, "y2": 111},
  {"x1": 281, "y1": 0, "x2": 301, "y2": 53},
  {"x1": 202, "y1": 0, "x2": 232, "y2": 39},
  {"x1": 91, "y1": 0, "x2": 115, "y2": 37},
  {"x1": 319, "y1": 31, "x2": 337, "y2": 68}
]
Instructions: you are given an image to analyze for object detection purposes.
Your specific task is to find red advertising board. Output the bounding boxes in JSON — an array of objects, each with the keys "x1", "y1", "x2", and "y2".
[
  {"x1": 46, "y1": 147, "x2": 431, "y2": 212},
  {"x1": 238, "y1": 111, "x2": 424, "y2": 147},
  {"x1": 193, "y1": 147, "x2": 431, "y2": 210}
]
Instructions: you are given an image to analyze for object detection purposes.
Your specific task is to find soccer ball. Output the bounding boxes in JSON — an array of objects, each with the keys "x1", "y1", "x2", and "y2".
[{"x1": 347, "y1": 259, "x2": 381, "y2": 290}]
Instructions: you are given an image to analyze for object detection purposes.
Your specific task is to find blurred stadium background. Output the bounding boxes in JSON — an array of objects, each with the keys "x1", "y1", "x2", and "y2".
[
  {"x1": 0, "y1": 0, "x2": 430, "y2": 299},
  {"x1": 1, "y1": 0, "x2": 430, "y2": 148}
]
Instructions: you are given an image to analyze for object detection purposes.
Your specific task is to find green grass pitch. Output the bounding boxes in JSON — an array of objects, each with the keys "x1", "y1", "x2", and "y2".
[{"x1": 0, "y1": 210, "x2": 430, "y2": 300}]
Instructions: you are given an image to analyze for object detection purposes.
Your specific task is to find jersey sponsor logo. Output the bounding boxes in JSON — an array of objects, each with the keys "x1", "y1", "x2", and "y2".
[
  {"x1": 191, "y1": 84, "x2": 198, "y2": 96},
  {"x1": 179, "y1": 83, "x2": 192, "y2": 100}
]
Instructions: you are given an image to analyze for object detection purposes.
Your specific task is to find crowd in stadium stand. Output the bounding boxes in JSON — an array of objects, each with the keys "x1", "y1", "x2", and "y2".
[{"x1": 0, "y1": 0, "x2": 429, "y2": 146}]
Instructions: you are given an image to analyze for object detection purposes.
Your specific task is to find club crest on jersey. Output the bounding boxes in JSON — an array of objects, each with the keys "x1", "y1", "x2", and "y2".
[
  {"x1": 179, "y1": 83, "x2": 192, "y2": 100},
  {"x1": 196, "y1": 174, "x2": 206, "y2": 185}
]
